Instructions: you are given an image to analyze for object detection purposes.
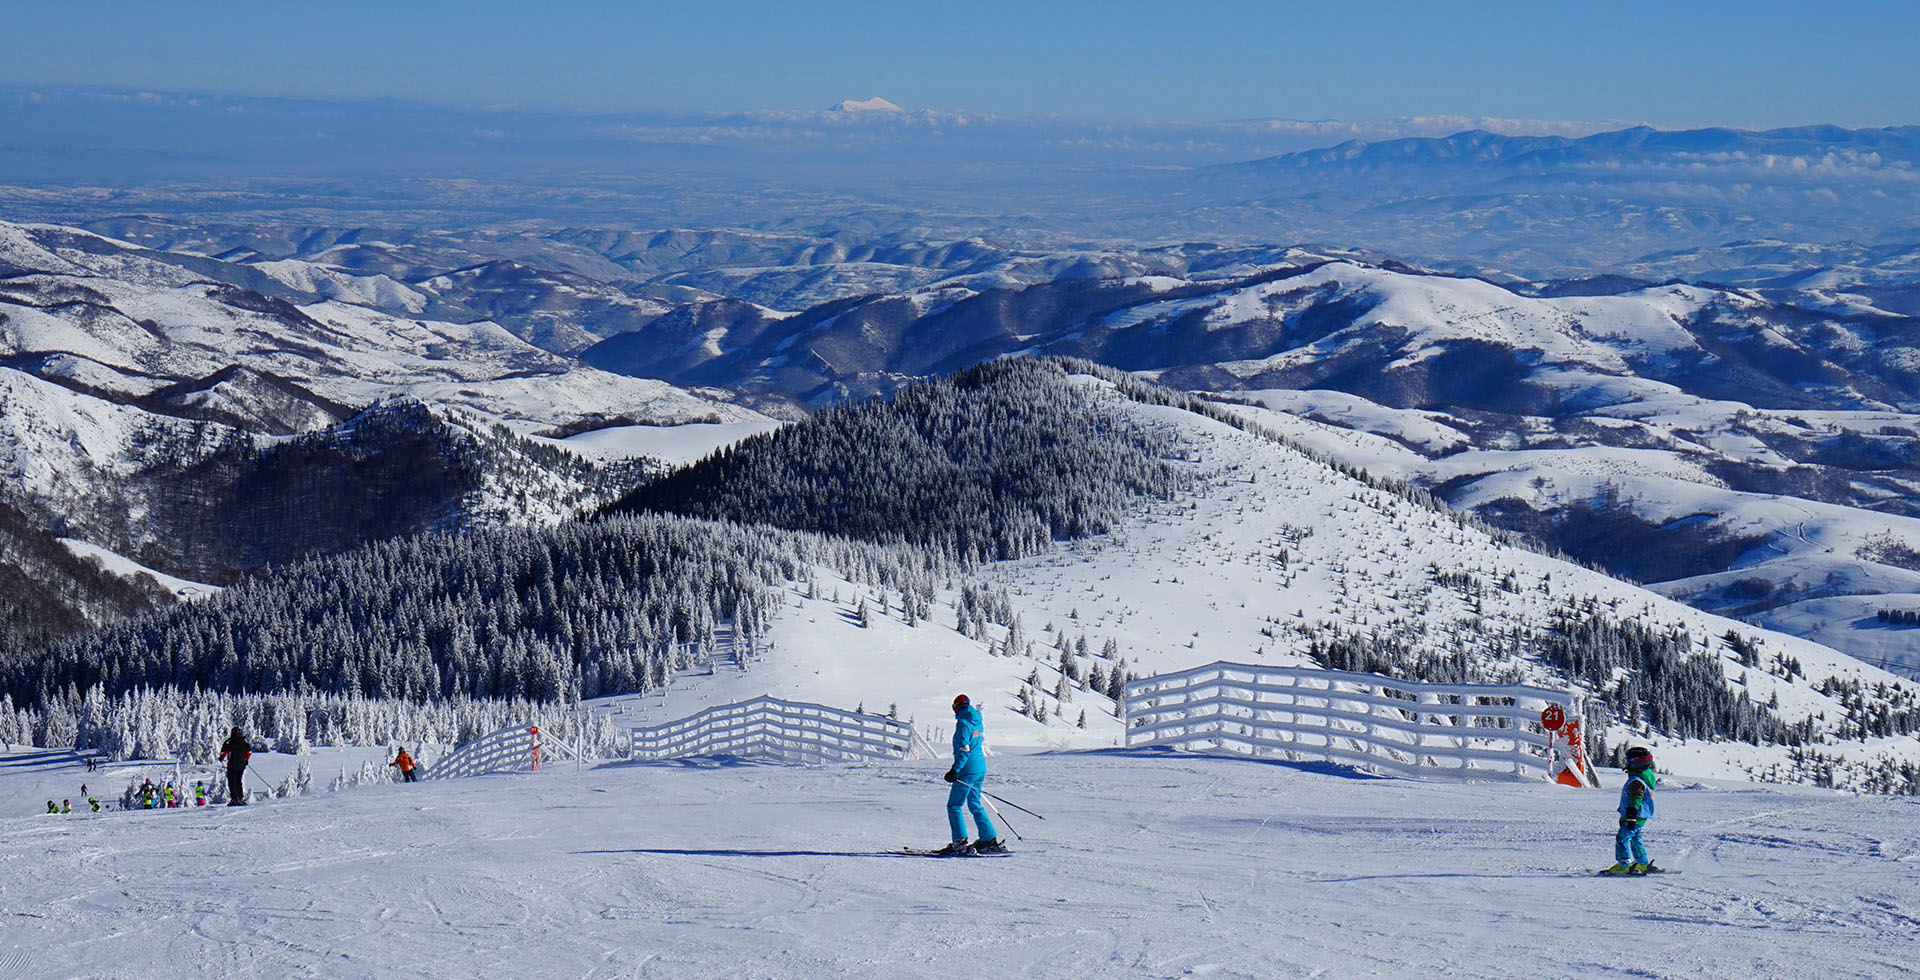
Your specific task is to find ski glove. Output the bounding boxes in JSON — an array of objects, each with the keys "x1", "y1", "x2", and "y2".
[
  {"x1": 1620, "y1": 808, "x2": 1640, "y2": 824},
  {"x1": 943, "y1": 769, "x2": 958, "y2": 783}
]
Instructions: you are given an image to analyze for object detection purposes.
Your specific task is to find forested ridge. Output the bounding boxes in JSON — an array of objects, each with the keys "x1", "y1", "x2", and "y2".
[{"x1": 608, "y1": 358, "x2": 1193, "y2": 561}]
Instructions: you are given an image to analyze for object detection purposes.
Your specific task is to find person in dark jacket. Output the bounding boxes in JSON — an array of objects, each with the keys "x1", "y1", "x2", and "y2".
[{"x1": 218, "y1": 727, "x2": 251, "y2": 806}]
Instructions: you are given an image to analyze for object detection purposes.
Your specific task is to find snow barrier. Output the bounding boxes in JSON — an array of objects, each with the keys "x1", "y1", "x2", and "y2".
[
  {"x1": 1124, "y1": 662, "x2": 1576, "y2": 781},
  {"x1": 432, "y1": 723, "x2": 578, "y2": 780},
  {"x1": 627, "y1": 696, "x2": 914, "y2": 764}
]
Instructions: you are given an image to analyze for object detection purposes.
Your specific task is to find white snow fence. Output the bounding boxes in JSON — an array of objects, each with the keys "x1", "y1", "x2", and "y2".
[
  {"x1": 432, "y1": 723, "x2": 579, "y2": 779},
  {"x1": 1124, "y1": 662, "x2": 1584, "y2": 782},
  {"x1": 627, "y1": 695, "x2": 915, "y2": 764}
]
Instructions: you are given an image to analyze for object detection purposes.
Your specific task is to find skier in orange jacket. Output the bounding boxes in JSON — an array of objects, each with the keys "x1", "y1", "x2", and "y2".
[{"x1": 390, "y1": 747, "x2": 418, "y2": 783}]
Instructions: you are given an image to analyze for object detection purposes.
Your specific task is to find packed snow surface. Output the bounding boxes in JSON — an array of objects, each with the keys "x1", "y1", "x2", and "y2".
[{"x1": 3, "y1": 747, "x2": 1916, "y2": 978}]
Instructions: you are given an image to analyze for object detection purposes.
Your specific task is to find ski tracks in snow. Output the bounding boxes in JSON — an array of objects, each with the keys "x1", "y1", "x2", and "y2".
[{"x1": 4, "y1": 753, "x2": 1919, "y2": 978}]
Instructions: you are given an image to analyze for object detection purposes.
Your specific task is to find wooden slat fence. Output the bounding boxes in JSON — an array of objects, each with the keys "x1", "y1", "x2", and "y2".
[{"x1": 1125, "y1": 662, "x2": 1577, "y2": 780}]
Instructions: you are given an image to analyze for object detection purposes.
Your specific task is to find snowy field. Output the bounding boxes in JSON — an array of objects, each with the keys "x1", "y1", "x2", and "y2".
[{"x1": 4, "y1": 747, "x2": 1917, "y2": 979}]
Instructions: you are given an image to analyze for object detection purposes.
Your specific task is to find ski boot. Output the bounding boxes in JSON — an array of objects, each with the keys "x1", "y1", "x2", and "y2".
[
  {"x1": 971, "y1": 837, "x2": 1009, "y2": 855},
  {"x1": 934, "y1": 838, "x2": 975, "y2": 856}
]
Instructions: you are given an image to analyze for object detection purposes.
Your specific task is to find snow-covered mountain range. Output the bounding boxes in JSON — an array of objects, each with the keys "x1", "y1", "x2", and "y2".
[
  {"x1": 567, "y1": 254, "x2": 1920, "y2": 674},
  {"x1": 17, "y1": 359, "x2": 1920, "y2": 794},
  {"x1": 0, "y1": 220, "x2": 770, "y2": 645},
  {"x1": 9, "y1": 215, "x2": 1920, "y2": 681},
  {"x1": 7, "y1": 205, "x2": 1920, "y2": 790},
  {"x1": 8, "y1": 86, "x2": 1918, "y2": 279}
]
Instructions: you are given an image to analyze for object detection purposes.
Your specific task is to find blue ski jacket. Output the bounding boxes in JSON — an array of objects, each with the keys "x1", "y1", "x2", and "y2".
[
  {"x1": 952, "y1": 704, "x2": 986, "y2": 774},
  {"x1": 1617, "y1": 771, "x2": 1656, "y2": 823}
]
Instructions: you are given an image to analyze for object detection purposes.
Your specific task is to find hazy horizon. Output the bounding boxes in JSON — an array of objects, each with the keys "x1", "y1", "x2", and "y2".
[{"x1": 4, "y1": 1, "x2": 1916, "y2": 129}]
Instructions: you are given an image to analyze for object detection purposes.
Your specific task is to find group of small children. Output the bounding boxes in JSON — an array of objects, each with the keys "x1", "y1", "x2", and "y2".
[
  {"x1": 132, "y1": 778, "x2": 211, "y2": 810},
  {"x1": 47, "y1": 777, "x2": 214, "y2": 815}
]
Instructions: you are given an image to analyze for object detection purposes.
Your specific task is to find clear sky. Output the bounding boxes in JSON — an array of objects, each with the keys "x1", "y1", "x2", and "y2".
[{"x1": 6, "y1": 0, "x2": 1915, "y2": 127}]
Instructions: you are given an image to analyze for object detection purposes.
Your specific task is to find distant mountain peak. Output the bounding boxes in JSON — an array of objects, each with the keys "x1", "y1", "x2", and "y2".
[{"x1": 828, "y1": 96, "x2": 903, "y2": 113}]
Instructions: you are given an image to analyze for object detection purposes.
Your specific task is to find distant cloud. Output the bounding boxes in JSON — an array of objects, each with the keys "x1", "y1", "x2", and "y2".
[
  {"x1": 1225, "y1": 115, "x2": 1635, "y2": 141},
  {"x1": 1597, "y1": 149, "x2": 1918, "y2": 182}
]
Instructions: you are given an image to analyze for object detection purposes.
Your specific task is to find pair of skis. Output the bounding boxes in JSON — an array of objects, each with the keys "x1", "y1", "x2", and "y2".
[{"x1": 898, "y1": 846, "x2": 1013, "y2": 858}]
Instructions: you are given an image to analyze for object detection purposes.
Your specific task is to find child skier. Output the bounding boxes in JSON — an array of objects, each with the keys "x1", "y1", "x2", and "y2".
[
  {"x1": 194, "y1": 782, "x2": 207, "y2": 806},
  {"x1": 1606, "y1": 745, "x2": 1659, "y2": 875}
]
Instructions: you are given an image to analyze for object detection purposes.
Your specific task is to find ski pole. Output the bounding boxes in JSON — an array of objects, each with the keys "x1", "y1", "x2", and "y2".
[
  {"x1": 245, "y1": 763, "x2": 275, "y2": 799},
  {"x1": 981, "y1": 796, "x2": 1022, "y2": 841},
  {"x1": 952, "y1": 775, "x2": 1045, "y2": 820}
]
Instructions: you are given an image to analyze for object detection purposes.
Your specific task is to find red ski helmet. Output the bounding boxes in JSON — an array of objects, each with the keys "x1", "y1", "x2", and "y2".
[{"x1": 952, "y1": 694, "x2": 970, "y2": 711}]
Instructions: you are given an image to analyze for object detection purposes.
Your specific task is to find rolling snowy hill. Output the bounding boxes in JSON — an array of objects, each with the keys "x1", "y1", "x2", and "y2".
[
  {"x1": 594, "y1": 362, "x2": 1920, "y2": 790},
  {"x1": 573, "y1": 255, "x2": 1920, "y2": 672},
  {"x1": 19, "y1": 360, "x2": 1920, "y2": 792},
  {"x1": 0, "y1": 220, "x2": 775, "y2": 645}
]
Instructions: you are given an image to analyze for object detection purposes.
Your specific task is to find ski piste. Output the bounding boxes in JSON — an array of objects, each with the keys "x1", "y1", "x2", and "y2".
[{"x1": 902, "y1": 841, "x2": 1021, "y2": 857}]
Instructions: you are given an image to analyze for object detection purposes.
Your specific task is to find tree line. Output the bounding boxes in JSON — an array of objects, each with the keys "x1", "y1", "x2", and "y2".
[{"x1": 1, "y1": 514, "x2": 947, "y2": 717}]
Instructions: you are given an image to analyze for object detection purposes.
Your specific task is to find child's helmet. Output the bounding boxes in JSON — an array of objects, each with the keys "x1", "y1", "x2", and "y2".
[
  {"x1": 1624, "y1": 745, "x2": 1654, "y2": 773},
  {"x1": 952, "y1": 694, "x2": 970, "y2": 711}
]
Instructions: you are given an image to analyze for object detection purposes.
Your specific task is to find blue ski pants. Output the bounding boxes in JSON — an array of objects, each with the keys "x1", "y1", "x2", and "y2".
[
  {"x1": 947, "y1": 770, "x2": 997, "y2": 841},
  {"x1": 1615, "y1": 822, "x2": 1648, "y2": 865}
]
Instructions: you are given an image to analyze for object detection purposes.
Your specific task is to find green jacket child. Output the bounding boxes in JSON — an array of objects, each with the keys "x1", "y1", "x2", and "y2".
[{"x1": 1607, "y1": 745, "x2": 1658, "y2": 874}]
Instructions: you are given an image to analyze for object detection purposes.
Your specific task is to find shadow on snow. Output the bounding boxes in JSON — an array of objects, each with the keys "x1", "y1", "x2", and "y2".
[
  {"x1": 577, "y1": 848, "x2": 930, "y2": 859},
  {"x1": 1038, "y1": 745, "x2": 1396, "y2": 781}
]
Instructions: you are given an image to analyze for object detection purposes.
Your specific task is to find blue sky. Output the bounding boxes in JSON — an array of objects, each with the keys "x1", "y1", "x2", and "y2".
[{"x1": 7, "y1": 0, "x2": 1915, "y2": 127}]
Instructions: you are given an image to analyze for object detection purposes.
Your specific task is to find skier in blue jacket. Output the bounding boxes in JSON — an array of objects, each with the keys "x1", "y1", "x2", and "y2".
[
  {"x1": 939, "y1": 694, "x2": 1004, "y2": 855},
  {"x1": 1606, "y1": 745, "x2": 1659, "y2": 874}
]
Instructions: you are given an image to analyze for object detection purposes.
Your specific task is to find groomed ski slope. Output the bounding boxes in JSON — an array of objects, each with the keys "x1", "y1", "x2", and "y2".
[{"x1": 3, "y1": 749, "x2": 1916, "y2": 979}]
